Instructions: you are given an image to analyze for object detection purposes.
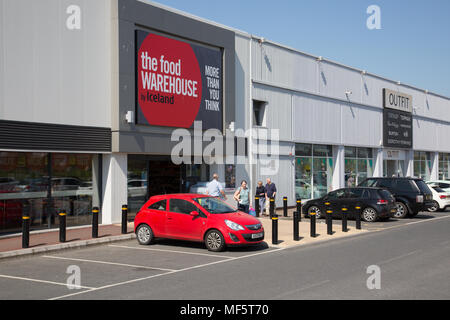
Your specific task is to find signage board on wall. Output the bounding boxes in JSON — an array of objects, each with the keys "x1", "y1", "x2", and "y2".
[
  {"x1": 135, "y1": 30, "x2": 223, "y2": 131},
  {"x1": 383, "y1": 88, "x2": 413, "y2": 113},
  {"x1": 382, "y1": 89, "x2": 413, "y2": 149}
]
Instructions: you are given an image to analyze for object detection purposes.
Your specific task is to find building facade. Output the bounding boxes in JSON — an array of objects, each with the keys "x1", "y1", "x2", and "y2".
[{"x1": 1, "y1": 0, "x2": 449, "y2": 235}]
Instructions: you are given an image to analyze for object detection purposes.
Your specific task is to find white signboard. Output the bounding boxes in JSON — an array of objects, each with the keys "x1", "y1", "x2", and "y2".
[{"x1": 383, "y1": 89, "x2": 413, "y2": 113}]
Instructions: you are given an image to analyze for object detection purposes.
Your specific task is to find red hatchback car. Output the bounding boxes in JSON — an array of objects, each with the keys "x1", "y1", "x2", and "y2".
[{"x1": 134, "y1": 194, "x2": 265, "y2": 252}]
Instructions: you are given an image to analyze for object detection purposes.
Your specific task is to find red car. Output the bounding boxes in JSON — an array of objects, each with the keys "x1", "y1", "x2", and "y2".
[{"x1": 134, "y1": 194, "x2": 264, "y2": 252}]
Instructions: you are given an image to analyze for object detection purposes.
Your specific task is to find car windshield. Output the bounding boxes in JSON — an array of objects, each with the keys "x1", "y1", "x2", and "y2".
[{"x1": 194, "y1": 197, "x2": 238, "y2": 214}]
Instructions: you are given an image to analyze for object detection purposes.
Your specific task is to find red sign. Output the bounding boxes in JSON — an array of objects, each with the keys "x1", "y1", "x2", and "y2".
[
  {"x1": 136, "y1": 30, "x2": 223, "y2": 130},
  {"x1": 137, "y1": 33, "x2": 202, "y2": 128}
]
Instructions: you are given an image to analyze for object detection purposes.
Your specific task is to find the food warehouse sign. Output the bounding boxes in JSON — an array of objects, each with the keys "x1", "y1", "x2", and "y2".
[
  {"x1": 383, "y1": 89, "x2": 413, "y2": 149},
  {"x1": 136, "y1": 30, "x2": 223, "y2": 130}
]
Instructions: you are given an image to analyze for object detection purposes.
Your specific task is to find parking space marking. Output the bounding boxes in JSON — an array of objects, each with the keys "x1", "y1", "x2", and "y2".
[
  {"x1": 42, "y1": 255, "x2": 178, "y2": 272},
  {"x1": 273, "y1": 279, "x2": 331, "y2": 299},
  {"x1": 378, "y1": 250, "x2": 421, "y2": 265},
  {"x1": 372, "y1": 215, "x2": 450, "y2": 233},
  {"x1": 0, "y1": 274, "x2": 94, "y2": 290},
  {"x1": 49, "y1": 247, "x2": 286, "y2": 300},
  {"x1": 108, "y1": 244, "x2": 234, "y2": 259}
]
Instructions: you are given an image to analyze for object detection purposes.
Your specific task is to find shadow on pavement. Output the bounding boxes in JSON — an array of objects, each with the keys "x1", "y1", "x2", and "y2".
[{"x1": 152, "y1": 238, "x2": 270, "y2": 253}]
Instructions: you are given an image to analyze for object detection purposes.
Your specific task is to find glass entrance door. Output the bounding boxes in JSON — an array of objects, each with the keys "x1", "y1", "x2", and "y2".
[{"x1": 384, "y1": 160, "x2": 406, "y2": 177}]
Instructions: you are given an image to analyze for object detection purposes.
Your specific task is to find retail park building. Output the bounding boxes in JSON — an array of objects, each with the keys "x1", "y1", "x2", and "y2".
[{"x1": 1, "y1": 0, "x2": 450, "y2": 234}]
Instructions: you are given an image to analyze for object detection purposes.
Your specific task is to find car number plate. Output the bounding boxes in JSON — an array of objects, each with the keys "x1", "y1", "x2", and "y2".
[{"x1": 252, "y1": 232, "x2": 263, "y2": 239}]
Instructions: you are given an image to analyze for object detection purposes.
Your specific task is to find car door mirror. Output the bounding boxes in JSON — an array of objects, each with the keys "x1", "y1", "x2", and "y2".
[{"x1": 190, "y1": 211, "x2": 200, "y2": 217}]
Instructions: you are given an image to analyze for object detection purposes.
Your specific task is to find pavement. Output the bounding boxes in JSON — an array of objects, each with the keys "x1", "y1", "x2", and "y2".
[
  {"x1": 0, "y1": 223, "x2": 136, "y2": 259},
  {"x1": 0, "y1": 207, "x2": 367, "y2": 259}
]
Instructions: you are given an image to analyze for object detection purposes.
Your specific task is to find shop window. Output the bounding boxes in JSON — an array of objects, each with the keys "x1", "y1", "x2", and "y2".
[
  {"x1": 413, "y1": 151, "x2": 431, "y2": 180},
  {"x1": 439, "y1": 153, "x2": 450, "y2": 180},
  {"x1": 345, "y1": 147, "x2": 373, "y2": 187},
  {"x1": 295, "y1": 143, "x2": 333, "y2": 200},
  {"x1": 0, "y1": 152, "x2": 100, "y2": 236}
]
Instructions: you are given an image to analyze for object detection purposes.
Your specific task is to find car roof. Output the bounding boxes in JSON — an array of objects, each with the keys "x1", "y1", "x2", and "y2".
[{"x1": 149, "y1": 193, "x2": 210, "y2": 201}]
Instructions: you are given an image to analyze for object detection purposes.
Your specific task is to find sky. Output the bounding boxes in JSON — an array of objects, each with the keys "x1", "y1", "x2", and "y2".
[{"x1": 149, "y1": 0, "x2": 450, "y2": 97}]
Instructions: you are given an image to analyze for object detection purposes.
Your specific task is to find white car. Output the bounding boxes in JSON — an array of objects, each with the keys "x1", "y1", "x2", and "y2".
[
  {"x1": 427, "y1": 185, "x2": 450, "y2": 212},
  {"x1": 189, "y1": 182, "x2": 209, "y2": 194},
  {"x1": 426, "y1": 180, "x2": 450, "y2": 193},
  {"x1": 128, "y1": 179, "x2": 147, "y2": 198}
]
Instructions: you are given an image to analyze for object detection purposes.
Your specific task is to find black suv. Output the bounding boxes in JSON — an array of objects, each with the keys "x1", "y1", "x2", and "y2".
[
  {"x1": 302, "y1": 187, "x2": 396, "y2": 222},
  {"x1": 358, "y1": 177, "x2": 433, "y2": 218}
]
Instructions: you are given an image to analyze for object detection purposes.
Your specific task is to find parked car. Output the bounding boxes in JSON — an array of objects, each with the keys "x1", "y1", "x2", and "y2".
[
  {"x1": 426, "y1": 185, "x2": 450, "y2": 212},
  {"x1": 127, "y1": 179, "x2": 147, "y2": 198},
  {"x1": 51, "y1": 177, "x2": 82, "y2": 191},
  {"x1": 426, "y1": 180, "x2": 450, "y2": 193},
  {"x1": 134, "y1": 194, "x2": 264, "y2": 252},
  {"x1": 188, "y1": 182, "x2": 208, "y2": 194},
  {"x1": 302, "y1": 187, "x2": 396, "y2": 222},
  {"x1": 358, "y1": 177, "x2": 433, "y2": 218}
]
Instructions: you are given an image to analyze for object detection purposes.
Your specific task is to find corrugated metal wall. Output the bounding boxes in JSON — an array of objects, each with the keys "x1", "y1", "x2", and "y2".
[{"x1": 0, "y1": 0, "x2": 114, "y2": 129}]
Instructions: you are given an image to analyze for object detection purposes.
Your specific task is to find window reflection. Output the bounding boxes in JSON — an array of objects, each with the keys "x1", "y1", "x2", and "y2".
[{"x1": 0, "y1": 152, "x2": 98, "y2": 235}]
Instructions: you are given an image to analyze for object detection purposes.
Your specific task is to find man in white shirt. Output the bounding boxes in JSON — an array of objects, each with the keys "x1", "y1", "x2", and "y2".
[{"x1": 206, "y1": 173, "x2": 227, "y2": 200}]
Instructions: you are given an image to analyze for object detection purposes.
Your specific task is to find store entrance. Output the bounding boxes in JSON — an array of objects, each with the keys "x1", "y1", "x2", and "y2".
[
  {"x1": 127, "y1": 155, "x2": 210, "y2": 219},
  {"x1": 384, "y1": 160, "x2": 406, "y2": 177}
]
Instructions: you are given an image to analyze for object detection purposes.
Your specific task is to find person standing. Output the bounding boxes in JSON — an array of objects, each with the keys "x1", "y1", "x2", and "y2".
[
  {"x1": 234, "y1": 180, "x2": 250, "y2": 213},
  {"x1": 255, "y1": 181, "x2": 266, "y2": 216},
  {"x1": 206, "y1": 173, "x2": 227, "y2": 200},
  {"x1": 265, "y1": 178, "x2": 277, "y2": 215}
]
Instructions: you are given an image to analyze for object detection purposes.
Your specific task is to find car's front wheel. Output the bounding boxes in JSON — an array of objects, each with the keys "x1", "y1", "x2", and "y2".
[
  {"x1": 136, "y1": 224, "x2": 154, "y2": 245},
  {"x1": 361, "y1": 207, "x2": 378, "y2": 222},
  {"x1": 205, "y1": 229, "x2": 226, "y2": 252},
  {"x1": 393, "y1": 202, "x2": 408, "y2": 219}
]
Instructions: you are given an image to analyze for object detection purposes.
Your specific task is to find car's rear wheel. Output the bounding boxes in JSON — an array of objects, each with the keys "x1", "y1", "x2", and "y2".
[
  {"x1": 307, "y1": 206, "x2": 323, "y2": 219},
  {"x1": 428, "y1": 201, "x2": 439, "y2": 212},
  {"x1": 393, "y1": 202, "x2": 408, "y2": 219},
  {"x1": 136, "y1": 224, "x2": 154, "y2": 245},
  {"x1": 205, "y1": 229, "x2": 225, "y2": 252},
  {"x1": 361, "y1": 207, "x2": 378, "y2": 222}
]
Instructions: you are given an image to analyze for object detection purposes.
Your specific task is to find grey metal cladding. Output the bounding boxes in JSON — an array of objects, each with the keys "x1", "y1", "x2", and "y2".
[
  {"x1": 0, "y1": 120, "x2": 111, "y2": 152},
  {"x1": 117, "y1": 0, "x2": 235, "y2": 142}
]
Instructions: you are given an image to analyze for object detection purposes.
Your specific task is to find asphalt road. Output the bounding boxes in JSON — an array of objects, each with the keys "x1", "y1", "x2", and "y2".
[{"x1": 0, "y1": 211, "x2": 449, "y2": 300}]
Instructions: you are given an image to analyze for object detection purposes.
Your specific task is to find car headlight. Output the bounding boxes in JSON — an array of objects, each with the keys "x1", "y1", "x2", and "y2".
[{"x1": 225, "y1": 219, "x2": 245, "y2": 231}]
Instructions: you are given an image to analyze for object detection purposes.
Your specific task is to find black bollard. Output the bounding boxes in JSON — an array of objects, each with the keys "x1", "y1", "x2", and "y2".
[
  {"x1": 310, "y1": 211, "x2": 317, "y2": 237},
  {"x1": 296, "y1": 199, "x2": 302, "y2": 222},
  {"x1": 59, "y1": 210, "x2": 66, "y2": 243},
  {"x1": 92, "y1": 207, "x2": 99, "y2": 238},
  {"x1": 326, "y1": 209, "x2": 333, "y2": 235},
  {"x1": 355, "y1": 205, "x2": 362, "y2": 230},
  {"x1": 255, "y1": 197, "x2": 260, "y2": 218},
  {"x1": 22, "y1": 216, "x2": 30, "y2": 249},
  {"x1": 122, "y1": 205, "x2": 128, "y2": 234},
  {"x1": 283, "y1": 197, "x2": 288, "y2": 217},
  {"x1": 269, "y1": 198, "x2": 275, "y2": 218},
  {"x1": 272, "y1": 215, "x2": 278, "y2": 245},
  {"x1": 293, "y1": 211, "x2": 300, "y2": 241},
  {"x1": 342, "y1": 206, "x2": 348, "y2": 232}
]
